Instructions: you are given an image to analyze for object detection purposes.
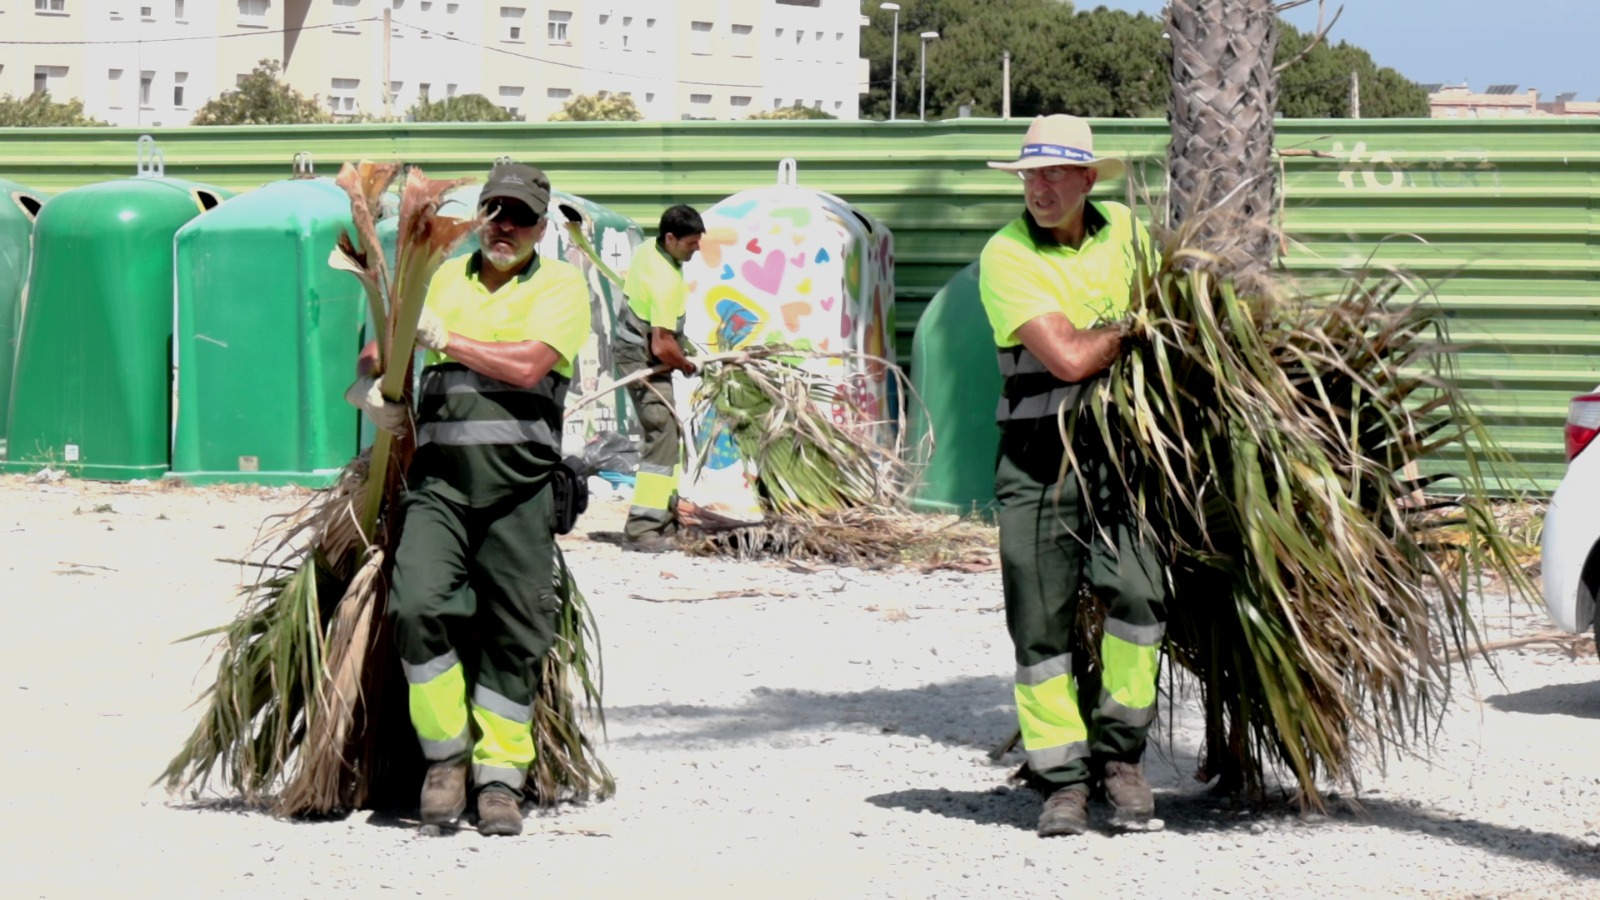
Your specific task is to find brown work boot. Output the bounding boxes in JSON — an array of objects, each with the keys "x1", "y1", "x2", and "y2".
[
  {"x1": 1103, "y1": 760, "x2": 1155, "y2": 824},
  {"x1": 476, "y1": 787, "x2": 525, "y2": 836},
  {"x1": 1037, "y1": 785, "x2": 1090, "y2": 837},
  {"x1": 419, "y1": 760, "x2": 468, "y2": 825}
]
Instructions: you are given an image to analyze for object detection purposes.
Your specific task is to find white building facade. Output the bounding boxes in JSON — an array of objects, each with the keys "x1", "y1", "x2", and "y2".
[{"x1": 1, "y1": 0, "x2": 869, "y2": 125}]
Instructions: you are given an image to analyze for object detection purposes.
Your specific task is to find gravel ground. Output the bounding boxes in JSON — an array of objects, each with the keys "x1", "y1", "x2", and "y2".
[{"x1": 2, "y1": 475, "x2": 1599, "y2": 899}]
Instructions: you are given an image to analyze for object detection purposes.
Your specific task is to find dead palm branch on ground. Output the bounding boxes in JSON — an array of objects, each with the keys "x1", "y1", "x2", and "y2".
[{"x1": 162, "y1": 163, "x2": 613, "y2": 816}]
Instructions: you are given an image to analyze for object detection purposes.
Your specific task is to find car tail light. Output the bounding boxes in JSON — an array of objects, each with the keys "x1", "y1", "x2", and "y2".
[{"x1": 1566, "y1": 394, "x2": 1600, "y2": 461}]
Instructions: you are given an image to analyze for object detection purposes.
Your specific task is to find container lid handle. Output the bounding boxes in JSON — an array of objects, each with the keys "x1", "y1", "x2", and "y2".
[
  {"x1": 292, "y1": 152, "x2": 315, "y2": 179},
  {"x1": 777, "y1": 158, "x2": 799, "y2": 186},
  {"x1": 136, "y1": 134, "x2": 165, "y2": 179}
]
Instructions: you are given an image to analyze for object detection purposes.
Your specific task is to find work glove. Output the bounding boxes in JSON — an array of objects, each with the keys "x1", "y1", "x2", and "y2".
[
  {"x1": 678, "y1": 356, "x2": 699, "y2": 377},
  {"x1": 344, "y1": 376, "x2": 408, "y2": 434},
  {"x1": 415, "y1": 307, "x2": 451, "y2": 352}
]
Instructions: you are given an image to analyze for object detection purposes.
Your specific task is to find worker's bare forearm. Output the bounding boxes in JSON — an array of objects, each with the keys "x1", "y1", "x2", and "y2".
[
  {"x1": 1015, "y1": 314, "x2": 1124, "y2": 383},
  {"x1": 650, "y1": 328, "x2": 695, "y2": 375},
  {"x1": 442, "y1": 336, "x2": 561, "y2": 389}
]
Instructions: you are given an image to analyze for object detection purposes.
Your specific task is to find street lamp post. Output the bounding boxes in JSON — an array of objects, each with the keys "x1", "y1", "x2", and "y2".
[
  {"x1": 919, "y1": 31, "x2": 939, "y2": 122},
  {"x1": 881, "y1": 3, "x2": 900, "y2": 121}
]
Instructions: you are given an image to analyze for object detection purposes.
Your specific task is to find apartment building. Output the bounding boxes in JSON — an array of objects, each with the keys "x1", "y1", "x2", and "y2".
[
  {"x1": 3, "y1": 0, "x2": 287, "y2": 127},
  {"x1": 281, "y1": 0, "x2": 869, "y2": 122},
  {"x1": 3, "y1": 0, "x2": 865, "y2": 125}
]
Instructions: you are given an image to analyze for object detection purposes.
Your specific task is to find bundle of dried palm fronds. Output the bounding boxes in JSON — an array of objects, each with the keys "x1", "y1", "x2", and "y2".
[
  {"x1": 162, "y1": 162, "x2": 613, "y2": 816},
  {"x1": 1068, "y1": 217, "x2": 1533, "y2": 808},
  {"x1": 684, "y1": 348, "x2": 932, "y2": 563}
]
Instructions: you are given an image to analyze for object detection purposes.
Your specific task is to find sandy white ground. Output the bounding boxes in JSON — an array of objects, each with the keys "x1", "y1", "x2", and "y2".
[{"x1": 3, "y1": 475, "x2": 1599, "y2": 899}]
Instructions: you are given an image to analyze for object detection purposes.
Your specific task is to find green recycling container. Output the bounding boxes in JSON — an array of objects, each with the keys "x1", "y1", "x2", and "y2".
[
  {"x1": 0, "y1": 180, "x2": 49, "y2": 458},
  {"x1": 2, "y1": 176, "x2": 230, "y2": 479},
  {"x1": 371, "y1": 185, "x2": 642, "y2": 454},
  {"x1": 909, "y1": 261, "x2": 1001, "y2": 518},
  {"x1": 169, "y1": 178, "x2": 365, "y2": 487}
]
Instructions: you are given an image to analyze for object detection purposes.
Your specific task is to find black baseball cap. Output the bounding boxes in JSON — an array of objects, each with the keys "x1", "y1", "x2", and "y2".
[{"x1": 480, "y1": 162, "x2": 551, "y2": 217}]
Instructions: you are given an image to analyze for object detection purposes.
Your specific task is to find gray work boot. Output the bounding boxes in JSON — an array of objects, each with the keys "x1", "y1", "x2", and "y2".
[
  {"x1": 1103, "y1": 760, "x2": 1155, "y2": 824},
  {"x1": 624, "y1": 533, "x2": 675, "y2": 554},
  {"x1": 419, "y1": 760, "x2": 468, "y2": 825},
  {"x1": 1037, "y1": 785, "x2": 1090, "y2": 837},
  {"x1": 476, "y1": 786, "x2": 525, "y2": 836}
]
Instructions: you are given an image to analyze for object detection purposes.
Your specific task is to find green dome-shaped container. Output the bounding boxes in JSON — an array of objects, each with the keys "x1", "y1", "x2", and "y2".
[
  {"x1": 909, "y1": 261, "x2": 1001, "y2": 518},
  {"x1": 169, "y1": 176, "x2": 365, "y2": 486},
  {"x1": 0, "y1": 180, "x2": 49, "y2": 458},
  {"x1": 2, "y1": 173, "x2": 230, "y2": 479}
]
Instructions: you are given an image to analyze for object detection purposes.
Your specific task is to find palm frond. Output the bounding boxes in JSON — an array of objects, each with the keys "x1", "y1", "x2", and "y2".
[{"x1": 1072, "y1": 211, "x2": 1534, "y2": 807}]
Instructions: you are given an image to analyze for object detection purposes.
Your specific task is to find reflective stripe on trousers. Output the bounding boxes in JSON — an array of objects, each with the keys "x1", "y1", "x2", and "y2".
[
  {"x1": 471, "y1": 684, "x2": 536, "y2": 792},
  {"x1": 1098, "y1": 619, "x2": 1163, "y2": 728},
  {"x1": 402, "y1": 650, "x2": 472, "y2": 761},
  {"x1": 1014, "y1": 652, "x2": 1090, "y2": 773},
  {"x1": 629, "y1": 461, "x2": 678, "y2": 523}
]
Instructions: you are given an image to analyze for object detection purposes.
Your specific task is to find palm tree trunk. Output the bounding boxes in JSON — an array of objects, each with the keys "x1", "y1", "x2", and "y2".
[
  {"x1": 1164, "y1": 0, "x2": 1283, "y2": 796},
  {"x1": 1165, "y1": 0, "x2": 1282, "y2": 296}
]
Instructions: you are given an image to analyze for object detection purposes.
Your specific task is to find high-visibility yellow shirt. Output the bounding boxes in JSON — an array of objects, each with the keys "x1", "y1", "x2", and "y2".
[
  {"x1": 623, "y1": 240, "x2": 687, "y2": 337},
  {"x1": 977, "y1": 200, "x2": 1151, "y2": 349},
  {"x1": 411, "y1": 251, "x2": 591, "y2": 506},
  {"x1": 423, "y1": 252, "x2": 589, "y2": 378}
]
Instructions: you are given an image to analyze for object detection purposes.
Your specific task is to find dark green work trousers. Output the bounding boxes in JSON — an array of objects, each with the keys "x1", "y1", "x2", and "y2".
[
  {"x1": 614, "y1": 341, "x2": 681, "y2": 541},
  {"x1": 387, "y1": 484, "x2": 559, "y2": 795},
  {"x1": 996, "y1": 418, "x2": 1168, "y2": 789}
]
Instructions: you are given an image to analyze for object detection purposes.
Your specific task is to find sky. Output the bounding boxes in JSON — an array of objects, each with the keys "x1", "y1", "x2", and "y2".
[{"x1": 1085, "y1": 0, "x2": 1600, "y2": 99}]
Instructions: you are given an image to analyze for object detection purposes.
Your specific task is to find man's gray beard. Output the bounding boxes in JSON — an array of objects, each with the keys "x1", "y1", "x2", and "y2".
[{"x1": 485, "y1": 246, "x2": 531, "y2": 269}]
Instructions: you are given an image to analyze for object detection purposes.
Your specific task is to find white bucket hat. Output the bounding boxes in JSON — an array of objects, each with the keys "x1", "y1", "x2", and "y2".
[{"x1": 987, "y1": 114, "x2": 1126, "y2": 180}]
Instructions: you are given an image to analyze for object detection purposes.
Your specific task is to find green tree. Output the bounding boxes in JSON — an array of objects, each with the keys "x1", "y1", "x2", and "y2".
[
  {"x1": 1275, "y1": 26, "x2": 1430, "y2": 117},
  {"x1": 406, "y1": 94, "x2": 517, "y2": 122},
  {"x1": 548, "y1": 93, "x2": 644, "y2": 122},
  {"x1": 192, "y1": 59, "x2": 330, "y2": 125},
  {"x1": 746, "y1": 106, "x2": 838, "y2": 120},
  {"x1": 0, "y1": 92, "x2": 108, "y2": 127}
]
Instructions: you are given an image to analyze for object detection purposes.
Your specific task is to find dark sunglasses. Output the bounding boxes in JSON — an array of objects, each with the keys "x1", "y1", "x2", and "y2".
[{"x1": 483, "y1": 202, "x2": 541, "y2": 228}]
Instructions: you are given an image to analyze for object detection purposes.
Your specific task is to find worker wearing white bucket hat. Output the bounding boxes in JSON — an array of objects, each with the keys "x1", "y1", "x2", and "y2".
[{"x1": 978, "y1": 114, "x2": 1168, "y2": 838}]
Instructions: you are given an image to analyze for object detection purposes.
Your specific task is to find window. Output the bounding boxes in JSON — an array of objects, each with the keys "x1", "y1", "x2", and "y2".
[
  {"x1": 107, "y1": 69, "x2": 123, "y2": 108},
  {"x1": 173, "y1": 72, "x2": 187, "y2": 107},
  {"x1": 33, "y1": 66, "x2": 66, "y2": 96},
  {"x1": 446, "y1": 83, "x2": 457, "y2": 97},
  {"x1": 644, "y1": 17, "x2": 656, "y2": 52},
  {"x1": 730, "y1": 95, "x2": 751, "y2": 109},
  {"x1": 237, "y1": 0, "x2": 268, "y2": 23},
  {"x1": 773, "y1": 98, "x2": 784, "y2": 110},
  {"x1": 34, "y1": 0, "x2": 66, "y2": 12},
  {"x1": 546, "y1": 87, "x2": 572, "y2": 100},
  {"x1": 731, "y1": 23, "x2": 752, "y2": 57},
  {"x1": 140, "y1": 5, "x2": 153, "y2": 19},
  {"x1": 446, "y1": 2, "x2": 457, "y2": 12},
  {"x1": 389, "y1": 81, "x2": 402, "y2": 101},
  {"x1": 547, "y1": 9, "x2": 570, "y2": 43},
  {"x1": 418, "y1": 82, "x2": 430, "y2": 102},
  {"x1": 497, "y1": 85, "x2": 523, "y2": 117},
  {"x1": 775, "y1": 0, "x2": 820, "y2": 5},
  {"x1": 690, "y1": 93, "x2": 711, "y2": 106},
  {"x1": 174, "y1": 0, "x2": 186, "y2": 18},
  {"x1": 644, "y1": 92, "x2": 655, "y2": 104},
  {"x1": 332, "y1": 0, "x2": 358, "y2": 30},
  {"x1": 689, "y1": 21, "x2": 711, "y2": 55},
  {"x1": 329, "y1": 77, "x2": 359, "y2": 115},
  {"x1": 139, "y1": 71, "x2": 154, "y2": 107},
  {"x1": 500, "y1": 6, "x2": 523, "y2": 42}
]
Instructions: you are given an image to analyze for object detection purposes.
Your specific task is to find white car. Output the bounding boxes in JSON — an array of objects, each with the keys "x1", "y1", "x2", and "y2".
[{"x1": 1540, "y1": 388, "x2": 1600, "y2": 636}]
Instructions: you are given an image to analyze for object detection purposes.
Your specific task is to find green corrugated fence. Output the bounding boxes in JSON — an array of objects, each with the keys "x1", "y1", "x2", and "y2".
[{"x1": 3, "y1": 118, "x2": 1596, "y2": 488}]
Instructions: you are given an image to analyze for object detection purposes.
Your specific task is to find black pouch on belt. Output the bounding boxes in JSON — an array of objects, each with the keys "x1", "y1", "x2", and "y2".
[{"x1": 549, "y1": 456, "x2": 590, "y2": 535}]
